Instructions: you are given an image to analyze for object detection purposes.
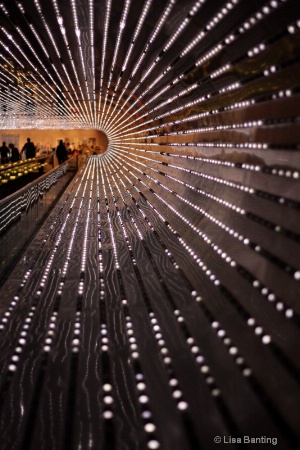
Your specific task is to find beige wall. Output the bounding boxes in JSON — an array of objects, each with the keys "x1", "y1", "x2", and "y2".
[{"x1": 0, "y1": 129, "x2": 108, "y2": 153}]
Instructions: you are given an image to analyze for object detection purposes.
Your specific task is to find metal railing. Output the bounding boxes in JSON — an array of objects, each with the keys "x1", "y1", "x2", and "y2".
[{"x1": 0, "y1": 156, "x2": 78, "y2": 284}]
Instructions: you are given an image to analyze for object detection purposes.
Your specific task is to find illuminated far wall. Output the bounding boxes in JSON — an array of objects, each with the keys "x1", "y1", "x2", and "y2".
[{"x1": 0, "y1": 129, "x2": 109, "y2": 152}]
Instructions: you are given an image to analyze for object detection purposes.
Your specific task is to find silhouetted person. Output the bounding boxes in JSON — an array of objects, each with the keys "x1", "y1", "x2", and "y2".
[
  {"x1": 9, "y1": 143, "x2": 20, "y2": 162},
  {"x1": 0, "y1": 142, "x2": 9, "y2": 164},
  {"x1": 21, "y1": 138, "x2": 36, "y2": 159},
  {"x1": 56, "y1": 140, "x2": 68, "y2": 164}
]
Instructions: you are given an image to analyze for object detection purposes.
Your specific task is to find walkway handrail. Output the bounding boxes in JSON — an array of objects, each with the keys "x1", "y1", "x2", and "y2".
[
  {"x1": 0, "y1": 151, "x2": 56, "y2": 173},
  {"x1": 0, "y1": 156, "x2": 78, "y2": 284}
]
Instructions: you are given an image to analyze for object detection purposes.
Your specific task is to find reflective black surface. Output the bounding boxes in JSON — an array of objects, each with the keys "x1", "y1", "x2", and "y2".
[
  {"x1": 0, "y1": 160, "x2": 76, "y2": 284},
  {"x1": 0, "y1": 152, "x2": 299, "y2": 449},
  {"x1": 0, "y1": 1, "x2": 300, "y2": 449}
]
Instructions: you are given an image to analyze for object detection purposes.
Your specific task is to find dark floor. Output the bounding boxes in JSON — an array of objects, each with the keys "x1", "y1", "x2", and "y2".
[{"x1": 0, "y1": 157, "x2": 299, "y2": 450}]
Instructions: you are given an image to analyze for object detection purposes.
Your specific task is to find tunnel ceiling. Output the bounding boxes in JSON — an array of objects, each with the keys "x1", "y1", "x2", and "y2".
[
  {"x1": 1, "y1": 1, "x2": 300, "y2": 448},
  {"x1": 0, "y1": 0, "x2": 298, "y2": 139},
  {"x1": 0, "y1": 0, "x2": 202, "y2": 132}
]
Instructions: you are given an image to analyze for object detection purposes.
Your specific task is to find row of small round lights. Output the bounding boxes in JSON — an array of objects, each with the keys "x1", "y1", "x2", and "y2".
[
  {"x1": 121, "y1": 300, "x2": 161, "y2": 450},
  {"x1": 7, "y1": 305, "x2": 36, "y2": 372}
]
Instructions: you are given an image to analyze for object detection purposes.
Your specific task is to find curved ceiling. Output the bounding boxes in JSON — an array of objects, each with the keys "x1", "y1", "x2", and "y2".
[
  {"x1": 0, "y1": 0, "x2": 200, "y2": 132},
  {"x1": 0, "y1": 0, "x2": 298, "y2": 137},
  {"x1": 1, "y1": 1, "x2": 300, "y2": 448}
]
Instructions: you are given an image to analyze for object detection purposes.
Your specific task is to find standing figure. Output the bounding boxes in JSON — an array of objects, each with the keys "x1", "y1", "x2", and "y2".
[
  {"x1": 0, "y1": 142, "x2": 9, "y2": 164},
  {"x1": 56, "y1": 140, "x2": 68, "y2": 164},
  {"x1": 9, "y1": 143, "x2": 20, "y2": 162},
  {"x1": 21, "y1": 138, "x2": 36, "y2": 159}
]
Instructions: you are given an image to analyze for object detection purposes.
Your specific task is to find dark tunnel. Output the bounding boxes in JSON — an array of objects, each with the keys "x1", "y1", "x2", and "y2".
[{"x1": 0, "y1": 0, "x2": 300, "y2": 449}]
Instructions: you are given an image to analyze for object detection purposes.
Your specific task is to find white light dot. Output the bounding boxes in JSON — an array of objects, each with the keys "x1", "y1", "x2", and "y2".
[
  {"x1": 103, "y1": 410, "x2": 113, "y2": 419},
  {"x1": 144, "y1": 423, "x2": 156, "y2": 433},
  {"x1": 172, "y1": 390, "x2": 182, "y2": 399},
  {"x1": 229, "y1": 347, "x2": 238, "y2": 355},
  {"x1": 262, "y1": 335, "x2": 271, "y2": 344},
  {"x1": 177, "y1": 401, "x2": 188, "y2": 410},
  {"x1": 212, "y1": 388, "x2": 221, "y2": 397},
  {"x1": 147, "y1": 440, "x2": 160, "y2": 449}
]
